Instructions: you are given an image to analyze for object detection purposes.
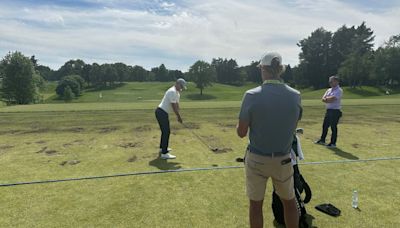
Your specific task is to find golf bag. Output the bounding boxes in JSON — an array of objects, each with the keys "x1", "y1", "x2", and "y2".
[{"x1": 272, "y1": 133, "x2": 312, "y2": 228}]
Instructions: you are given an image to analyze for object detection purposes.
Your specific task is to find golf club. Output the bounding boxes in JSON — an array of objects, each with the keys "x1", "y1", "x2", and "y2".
[{"x1": 182, "y1": 123, "x2": 219, "y2": 152}]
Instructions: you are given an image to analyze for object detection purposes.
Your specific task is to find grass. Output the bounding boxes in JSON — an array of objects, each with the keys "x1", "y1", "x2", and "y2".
[{"x1": 1, "y1": 97, "x2": 400, "y2": 227}]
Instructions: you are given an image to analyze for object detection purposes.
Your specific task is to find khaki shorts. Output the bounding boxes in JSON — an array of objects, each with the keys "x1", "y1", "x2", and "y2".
[{"x1": 245, "y1": 151, "x2": 294, "y2": 201}]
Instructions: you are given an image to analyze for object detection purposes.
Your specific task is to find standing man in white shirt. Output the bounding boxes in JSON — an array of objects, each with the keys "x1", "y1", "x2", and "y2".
[
  {"x1": 155, "y1": 78, "x2": 187, "y2": 159},
  {"x1": 315, "y1": 76, "x2": 343, "y2": 148}
]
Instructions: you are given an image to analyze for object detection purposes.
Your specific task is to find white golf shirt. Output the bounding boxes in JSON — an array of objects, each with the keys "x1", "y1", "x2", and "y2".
[{"x1": 158, "y1": 86, "x2": 180, "y2": 114}]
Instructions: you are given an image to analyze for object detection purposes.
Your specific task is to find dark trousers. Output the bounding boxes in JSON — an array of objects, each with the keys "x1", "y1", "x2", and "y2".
[
  {"x1": 155, "y1": 108, "x2": 170, "y2": 154},
  {"x1": 320, "y1": 109, "x2": 342, "y2": 144}
]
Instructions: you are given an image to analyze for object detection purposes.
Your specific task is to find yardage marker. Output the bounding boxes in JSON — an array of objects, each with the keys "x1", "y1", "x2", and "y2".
[{"x1": 1, "y1": 157, "x2": 399, "y2": 187}]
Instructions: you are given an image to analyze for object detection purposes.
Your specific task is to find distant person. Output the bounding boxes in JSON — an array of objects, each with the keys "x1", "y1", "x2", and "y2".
[
  {"x1": 315, "y1": 75, "x2": 343, "y2": 148},
  {"x1": 155, "y1": 78, "x2": 187, "y2": 159},
  {"x1": 237, "y1": 52, "x2": 302, "y2": 228}
]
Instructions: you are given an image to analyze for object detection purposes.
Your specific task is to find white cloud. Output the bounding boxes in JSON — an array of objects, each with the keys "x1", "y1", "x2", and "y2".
[{"x1": 0, "y1": 0, "x2": 399, "y2": 71}]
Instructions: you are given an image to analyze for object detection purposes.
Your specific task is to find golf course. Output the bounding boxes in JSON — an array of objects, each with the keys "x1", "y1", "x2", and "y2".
[{"x1": 0, "y1": 82, "x2": 399, "y2": 227}]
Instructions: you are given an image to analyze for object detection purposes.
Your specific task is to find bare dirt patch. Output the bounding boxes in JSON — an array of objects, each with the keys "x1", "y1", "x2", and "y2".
[
  {"x1": 211, "y1": 147, "x2": 233, "y2": 154},
  {"x1": 21, "y1": 128, "x2": 50, "y2": 134},
  {"x1": 183, "y1": 122, "x2": 200, "y2": 129},
  {"x1": 68, "y1": 127, "x2": 85, "y2": 133},
  {"x1": 0, "y1": 145, "x2": 14, "y2": 150},
  {"x1": 134, "y1": 125, "x2": 152, "y2": 132},
  {"x1": 36, "y1": 147, "x2": 48, "y2": 153},
  {"x1": 99, "y1": 127, "x2": 118, "y2": 134},
  {"x1": 60, "y1": 160, "x2": 81, "y2": 166},
  {"x1": 216, "y1": 123, "x2": 236, "y2": 128},
  {"x1": 119, "y1": 142, "x2": 142, "y2": 148},
  {"x1": 63, "y1": 139, "x2": 85, "y2": 147},
  {"x1": 0, "y1": 130, "x2": 23, "y2": 135},
  {"x1": 143, "y1": 153, "x2": 160, "y2": 159},
  {"x1": 127, "y1": 155, "x2": 137, "y2": 162},
  {"x1": 352, "y1": 143, "x2": 360, "y2": 148},
  {"x1": 45, "y1": 150, "x2": 58, "y2": 155}
]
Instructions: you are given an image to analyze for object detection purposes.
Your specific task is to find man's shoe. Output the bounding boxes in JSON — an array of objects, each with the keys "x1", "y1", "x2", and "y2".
[
  {"x1": 160, "y1": 153, "x2": 176, "y2": 159},
  {"x1": 326, "y1": 143, "x2": 336, "y2": 148},
  {"x1": 159, "y1": 148, "x2": 172, "y2": 153},
  {"x1": 314, "y1": 139, "x2": 326, "y2": 145}
]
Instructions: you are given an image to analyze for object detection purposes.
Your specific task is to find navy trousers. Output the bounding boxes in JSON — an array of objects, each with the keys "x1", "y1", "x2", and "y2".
[
  {"x1": 320, "y1": 109, "x2": 342, "y2": 144},
  {"x1": 155, "y1": 108, "x2": 170, "y2": 154}
]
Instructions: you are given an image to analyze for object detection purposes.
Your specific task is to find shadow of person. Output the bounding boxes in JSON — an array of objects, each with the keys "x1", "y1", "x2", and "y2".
[
  {"x1": 272, "y1": 214, "x2": 317, "y2": 228},
  {"x1": 148, "y1": 157, "x2": 182, "y2": 170},
  {"x1": 327, "y1": 147, "x2": 359, "y2": 160},
  {"x1": 305, "y1": 214, "x2": 317, "y2": 227}
]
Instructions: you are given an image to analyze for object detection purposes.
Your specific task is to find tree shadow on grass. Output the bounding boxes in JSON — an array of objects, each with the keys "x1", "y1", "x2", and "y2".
[
  {"x1": 149, "y1": 157, "x2": 182, "y2": 170},
  {"x1": 327, "y1": 147, "x2": 359, "y2": 160},
  {"x1": 185, "y1": 94, "x2": 216, "y2": 100}
]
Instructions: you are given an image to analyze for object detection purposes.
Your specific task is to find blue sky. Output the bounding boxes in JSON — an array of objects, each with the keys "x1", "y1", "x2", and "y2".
[{"x1": 1, "y1": 0, "x2": 399, "y2": 71}]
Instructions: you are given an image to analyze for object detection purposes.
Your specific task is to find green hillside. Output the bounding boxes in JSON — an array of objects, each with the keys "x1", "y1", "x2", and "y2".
[
  {"x1": 43, "y1": 82, "x2": 399, "y2": 103},
  {"x1": 44, "y1": 82, "x2": 259, "y2": 103}
]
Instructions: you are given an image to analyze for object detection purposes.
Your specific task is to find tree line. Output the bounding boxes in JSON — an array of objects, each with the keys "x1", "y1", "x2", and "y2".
[{"x1": 1, "y1": 22, "x2": 399, "y2": 104}]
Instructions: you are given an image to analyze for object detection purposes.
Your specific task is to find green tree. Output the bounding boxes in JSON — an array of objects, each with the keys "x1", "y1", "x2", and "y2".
[
  {"x1": 331, "y1": 25, "x2": 357, "y2": 72},
  {"x1": 338, "y1": 52, "x2": 373, "y2": 87},
  {"x1": 130, "y1": 65, "x2": 149, "y2": 81},
  {"x1": 281, "y1": 65, "x2": 294, "y2": 85},
  {"x1": 103, "y1": 64, "x2": 118, "y2": 86},
  {"x1": 56, "y1": 75, "x2": 81, "y2": 97},
  {"x1": 113, "y1": 62, "x2": 129, "y2": 83},
  {"x1": 245, "y1": 61, "x2": 262, "y2": 83},
  {"x1": 372, "y1": 34, "x2": 400, "y2": 86},
  {"x1": 297, "y1": 27, "x2": 333, "y2": 89},
  {"x1": 63, "y1": 85, "x2": 74, "y2": 102},
  {"x1": 153, "y1": 64, "x2": 169, "y2": 81},
  {"x1": 168, "y1": 70, "x2": 184, "y2": 81},
  {"x1": 211, "y1": 58, "x2": 244, "y2": 85},
  {"x1": 188, "y1": 60, "x2": 216, "y2": 95},
  {"x1": 81, "y1": 64, "x2": 92, "y2": 85},
  {"x1": 89, "y1": 63, "x2": 101, "y2": 86},
  {"x1": 338, "y1": 22, "x2": 375, "y2": 87},
  {"x1": 55, "y1": 59, "x2": 85, "y2": 81},
  {"x1": 0, "y1": 51, "x2": 37, "y2": 104},
  {"x1": 36, "y1": 65, "x2": 55, "y2": 81}
]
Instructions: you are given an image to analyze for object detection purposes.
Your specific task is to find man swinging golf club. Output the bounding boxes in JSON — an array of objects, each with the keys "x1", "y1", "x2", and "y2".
[{"x1": 155, "y1": 78, "x2": 187, "y2": 159}]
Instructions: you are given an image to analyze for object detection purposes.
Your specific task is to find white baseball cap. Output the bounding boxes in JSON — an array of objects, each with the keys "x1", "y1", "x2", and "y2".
[
  {"x1": 258, "y1": 52, "x2": 282, "y2": 67},
  {"x1": 176, "y1": 78, "x2": 187, "y2": 90}
]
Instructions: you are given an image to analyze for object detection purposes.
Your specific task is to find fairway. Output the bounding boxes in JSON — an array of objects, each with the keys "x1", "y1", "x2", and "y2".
[{"x1": 1, "y1": 98, "x2": 400, "y2": 227}]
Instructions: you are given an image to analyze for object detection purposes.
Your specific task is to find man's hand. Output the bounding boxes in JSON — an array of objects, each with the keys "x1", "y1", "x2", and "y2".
[
  {"x1": 171, "y1": 102, "x2": 182, "y2": 123},
  {"x1": 323, "y1": 96, "x2": 336, "y2": 103},
  {"x1": 237, "y1": 120, "x2": 249, "y2": 138}
]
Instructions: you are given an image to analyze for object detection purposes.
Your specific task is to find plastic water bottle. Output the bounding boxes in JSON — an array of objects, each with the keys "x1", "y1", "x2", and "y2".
[{"x1": 352, "y1": 190, "x2": 358, "y2": 208}]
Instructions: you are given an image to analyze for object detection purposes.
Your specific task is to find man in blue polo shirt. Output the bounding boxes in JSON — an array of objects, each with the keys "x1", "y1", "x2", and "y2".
[{"x1": 237, "y1": 52, "x2": 302, "y2": 228}]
